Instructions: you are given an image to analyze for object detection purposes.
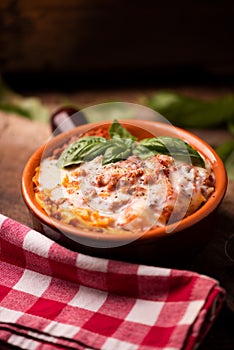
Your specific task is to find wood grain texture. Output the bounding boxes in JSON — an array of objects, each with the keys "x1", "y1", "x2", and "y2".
[
  {"x1": 1, "y1": 0, "x2": 234, "y2": 76},
  {"x1": 1, "y1": 87, "x2": 234, "y2": 349},
  {"x1": 1, "y1": 86, "x2": 232, "y2": 226},
  {"x1": 0, "y1": 112, "x2": 50, "y2": 224}
]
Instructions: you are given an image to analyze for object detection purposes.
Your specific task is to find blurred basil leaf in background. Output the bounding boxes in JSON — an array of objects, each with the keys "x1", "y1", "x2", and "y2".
[
  {"x1": 109, "y1": 119, "x2": 137, "y2": 140},
  {"x1": 142, "y1": 91, "x2": 234, "y2": 128},
  {"x1": 0, "y1": 76, "x2": 49, "y2": 123},
  {"x1": 216, "y1": 140, "x2": 234, "y2": 180},
  {"x1": 142, "y1": 91, "x2": 234, "y2": 179},
  {"x1": 2, "y1": 75, "x2": 234, "y2": 180}
]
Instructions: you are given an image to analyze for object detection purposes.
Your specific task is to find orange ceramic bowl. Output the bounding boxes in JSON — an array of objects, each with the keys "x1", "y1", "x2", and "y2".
[{"x1": 22, "y1": 120, "x2": 227, "y2": 267}]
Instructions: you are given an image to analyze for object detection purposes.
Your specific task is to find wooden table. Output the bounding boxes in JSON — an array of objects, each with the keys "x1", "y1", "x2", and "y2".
[{"x1": 1, "y1": 88, "x2": 234, "y2": 349}]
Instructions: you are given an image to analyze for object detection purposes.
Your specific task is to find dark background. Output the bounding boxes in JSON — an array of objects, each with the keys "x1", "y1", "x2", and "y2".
[
  {"x1": 1, "y1": 3, "x2": 234, "y2": 350},
  {"x1": 1, "y1": 0, "x2": 234, "y2": 91}
]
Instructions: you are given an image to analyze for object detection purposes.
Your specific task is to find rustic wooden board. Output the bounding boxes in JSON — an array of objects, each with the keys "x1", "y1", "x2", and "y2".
[
  {"x1": 1, "y1": 1, "x2": 234, "y2": 76},
  {"x1": 1, "y1": 90, "x2": 234, "y2": 349},
  {"x1": 0, "y1": 112, "x2": 50, "y2": 224}
]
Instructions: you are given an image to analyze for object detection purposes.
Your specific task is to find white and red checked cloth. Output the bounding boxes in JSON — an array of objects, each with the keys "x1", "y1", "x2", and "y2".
[{"x1": 0, "y1": 214, "x2": 225, "y2": 350}]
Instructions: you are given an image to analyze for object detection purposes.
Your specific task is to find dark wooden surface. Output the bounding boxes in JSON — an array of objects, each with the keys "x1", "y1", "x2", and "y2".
[
  {"x1": 1, "y1": 88, "x2": 234, "y2": 349},
  {"x1": 1, "y1": 0, "x2": 234, "y2": 81}
]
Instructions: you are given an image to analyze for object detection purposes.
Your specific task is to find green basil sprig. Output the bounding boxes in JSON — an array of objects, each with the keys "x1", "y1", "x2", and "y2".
[
  {"x1": 102, "y1": 138, "x2": 134, "y2": 165},
  {"x1": 216, "y1": 140, "x2": 234, "y2": 180},
  {"x1": 57, "y1": 137, "x2": 134, "y2": 168},
  {"x1": 57, "y1": 120, "x2": 204, "y2": 168},
  {"x1": 142, "y1": 91, "x2": 234, "y2": 129},
  {"x1": 109, "y1": 119, "x2": 137, "y2": 140},
  {"x1": 57, "y1": 136, "x2": 108, "y2": 167},
  {"x1": 134, "y1": 136, "x2": 205, "y2": 167}
]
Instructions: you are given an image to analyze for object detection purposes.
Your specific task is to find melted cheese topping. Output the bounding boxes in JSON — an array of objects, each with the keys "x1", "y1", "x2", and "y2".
[{"x1": 34, "y1": 154, "x2": 215, "y2": 234}]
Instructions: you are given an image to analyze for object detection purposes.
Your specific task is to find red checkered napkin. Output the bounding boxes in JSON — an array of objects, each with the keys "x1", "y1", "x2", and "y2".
[{"x1": 0, "y1": 214, "x2": 225, "y2": 350}]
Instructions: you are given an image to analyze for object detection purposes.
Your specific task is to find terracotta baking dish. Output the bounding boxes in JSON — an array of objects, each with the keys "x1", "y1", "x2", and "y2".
[{"x1": 22, "y1": 120, "x2": 227, "y2": 268}]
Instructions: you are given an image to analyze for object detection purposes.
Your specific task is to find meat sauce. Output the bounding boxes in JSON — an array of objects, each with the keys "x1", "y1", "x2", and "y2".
[{"x1": 34, "y1": 127, "x2": 215, "y2": 234}]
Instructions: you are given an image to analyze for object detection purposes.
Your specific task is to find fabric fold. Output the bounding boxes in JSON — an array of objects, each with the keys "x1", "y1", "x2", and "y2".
[{"x1": 0, "y1": 214, "x2": 225, "y2": 349}]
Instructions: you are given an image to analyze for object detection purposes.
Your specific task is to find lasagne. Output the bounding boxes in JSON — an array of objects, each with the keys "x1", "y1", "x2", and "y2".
[{"x1": 33, "y1": 122, "x2": 215, "y2": 234}]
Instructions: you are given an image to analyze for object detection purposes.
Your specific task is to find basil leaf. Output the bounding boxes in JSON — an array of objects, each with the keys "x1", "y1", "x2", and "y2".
[
  {"x1": 134, "y1": 136, "x2": 205, "y2": 167},
  {"x1": 225, "y1": 150, "x2": 234, "y2": 180},
  {"x1": 109, "y1": 119, "x2": 137, "y2": 140},
  {"x1": 159, "y1": 137, "x2": 205, "y2": 167},
  {"x1": 102, "y1": 138, "x2": 134, "y2": 165},
  {"x1": 133, "y1": 138, "x2": 168, "y2": 159},
  {"x1": 57, "y1": 134, "x2": 134, "y2": 168},
  {"x1": 133, "y1": 144, "x2": 155, "y2": 159},
  {"x1": 57, "y1": 136, "x2": 107, "y2": 167},
  {"x1": 82, "y1": 142, "x2": 110, "y2": 161},
  {"x1": 216, "y1": 140, "x2": 234, "y2": 162},
  {"x1": 136, "y1": 137, "x2": 171, "y2": 153},
  {"x1": 215, "y1": 139, "x2": 234, "y2": 179},
  {"x1": 143, "y1": 91, "x2": 234, "y2": 128},
  {"x1": 228, "y1": 121, "x2": 234, "y2": 137},
  {"x1": 57, "y1": 121, "x2": 204, "y2": 169},
  {"x1": 0, "y1": 76, "x2": 49, "y2": 123},
  {"x1": 0, "y1": 103, "x2": 31, "y2": 118}
]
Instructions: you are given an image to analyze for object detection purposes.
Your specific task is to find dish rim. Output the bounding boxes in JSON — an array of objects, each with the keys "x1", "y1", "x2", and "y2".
[{"x1": 21, "y1": 119, "x2": 227, "y2": 243}]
